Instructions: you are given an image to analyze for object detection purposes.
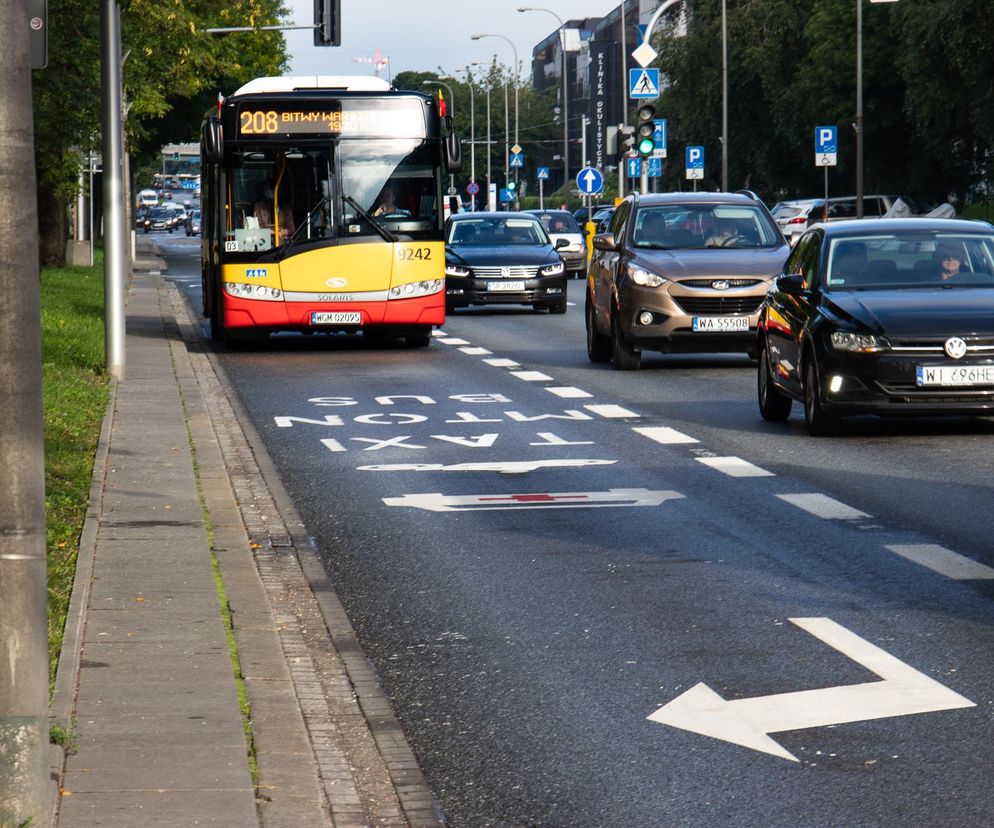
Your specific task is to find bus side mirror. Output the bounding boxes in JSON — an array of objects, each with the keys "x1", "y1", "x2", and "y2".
[
  {"x1": 201, "y1": 118, "x2": 223, "y2": 164},
  {"x1": 445, "y1": 133, "x2": 462, "y2": 174}
]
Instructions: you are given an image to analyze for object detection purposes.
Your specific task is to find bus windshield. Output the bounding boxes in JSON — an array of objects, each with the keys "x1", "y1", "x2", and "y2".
[{"x1": 227, "y1": 139, "x2": 438, "y2": 253}]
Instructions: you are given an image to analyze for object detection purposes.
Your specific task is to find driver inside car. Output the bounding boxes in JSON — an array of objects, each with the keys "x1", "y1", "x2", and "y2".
[{"x1": 704, "y1": 218, "x2": 737, "y2": 247}]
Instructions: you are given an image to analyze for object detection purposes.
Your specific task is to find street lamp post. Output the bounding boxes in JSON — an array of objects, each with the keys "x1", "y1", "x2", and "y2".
[
  {"x1": 422, "y1": 80, "x2": 456, "y2": 195},
  {"x1": 450, "y1": 71, "x2": 478, "y2": 209},
  {"x1": 517, "y1": 7, "x2": 569, "y2": 193},
  {"x1": 470, "y1": 62, "x2": 492, "y2": 208},
  {"x1": 472, "y1": 33, "x2": 519, "y2": 208}
]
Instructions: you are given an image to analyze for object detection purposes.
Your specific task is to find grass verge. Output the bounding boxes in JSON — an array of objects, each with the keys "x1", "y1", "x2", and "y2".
[{"x1": 42, "y1": 253, "x2": 110, "y2": 686}]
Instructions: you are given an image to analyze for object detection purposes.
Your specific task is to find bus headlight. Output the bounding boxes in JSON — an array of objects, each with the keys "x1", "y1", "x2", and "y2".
[
  {"x1": 388, "y1": 279, "x2": 444, "y2": 300},
  {"x1": 223, "y1": 282, "x2": 283, "y2": 301}
]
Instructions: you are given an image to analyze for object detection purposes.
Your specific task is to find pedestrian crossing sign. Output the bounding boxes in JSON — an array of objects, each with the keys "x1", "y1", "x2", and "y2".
[{"x1": 629, "y1": 68, "x2": 660, "y2": 99}]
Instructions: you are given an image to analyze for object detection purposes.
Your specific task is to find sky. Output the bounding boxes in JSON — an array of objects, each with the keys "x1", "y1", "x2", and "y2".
[{"x1": 283, "y1": 0, "x2": 617, "y2": 80}]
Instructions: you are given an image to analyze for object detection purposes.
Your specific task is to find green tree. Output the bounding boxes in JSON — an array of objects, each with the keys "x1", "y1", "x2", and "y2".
[{"x1": 33, "y1": 0, "x2": 288, "y2": 265}]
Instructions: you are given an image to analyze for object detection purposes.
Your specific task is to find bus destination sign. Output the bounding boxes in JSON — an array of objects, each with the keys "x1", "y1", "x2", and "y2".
[{"x1": 237, "y1": 102, "x2": 426, "y2": 139}]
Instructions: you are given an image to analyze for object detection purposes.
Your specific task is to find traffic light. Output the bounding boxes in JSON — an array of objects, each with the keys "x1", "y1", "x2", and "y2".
[
  {"x1": 636, "y1": 104, "x2": 656, "y2": 158},
  {"x1": 313, "y1": 0, "x2": 340, "y2": 46},
  {"x1": 506, "y1": 179, "x2": 517, "y2": 193}
]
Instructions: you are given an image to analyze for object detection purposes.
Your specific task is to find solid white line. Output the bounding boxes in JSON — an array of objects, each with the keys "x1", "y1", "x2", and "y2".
[
  {"x1": 696, "y1": 456, "x2": 775, "y2": 477},
  {"x1": 777, "y1": 493, "x2": 869, "y2": 520},
  {"x1": 437, "y1": 337, "x2": 470, "y2": 345},
  {"x1": 546, "y1": 386, "x2": 593, "y2": 399},
  {"x1": 459, "y1": 346, "x2": 493, "y2": 355},
  {"x1": 885, "y1": 544, "x2": 994, "y2": 580},
  {"x1": 586, "y1": 404, "x2": 640, "y2": 419},
  {"x1": 511, "y1": 370, "x2": 554, "y2": 381},
  {"x1": 632, "y1": 425, "x2": 698, "y2": 444},
  {"x1": 483, "y1": 358, "x2": 520, "y2": 368}
]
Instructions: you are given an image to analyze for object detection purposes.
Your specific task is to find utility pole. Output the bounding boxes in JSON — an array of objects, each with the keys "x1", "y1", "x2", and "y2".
[{"x1": 0, "y1": 0, "x2": 49, "y2": 822}]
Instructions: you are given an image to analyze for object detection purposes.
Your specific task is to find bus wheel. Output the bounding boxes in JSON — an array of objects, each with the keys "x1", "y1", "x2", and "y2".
[
  {"x1": 209, "y1": 285, "x2": 224, "y2": 343},
  {"x1": 405, "y1": 328, "x2": 432, "y2": 348}
]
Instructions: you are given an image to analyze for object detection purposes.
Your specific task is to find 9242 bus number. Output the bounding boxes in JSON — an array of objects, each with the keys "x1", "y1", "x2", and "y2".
[{"x1": 397, "y1": 247, "x2": 431, "y2": 261}]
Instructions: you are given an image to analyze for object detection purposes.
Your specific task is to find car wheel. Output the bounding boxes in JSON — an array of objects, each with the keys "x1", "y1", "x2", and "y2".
[
  {"x1": 585, "y1": 293, "x2": 610, "y2": 363},
  {"x1": 611, "y1": 310, "x2": 640, "y2": 371},
  {"x1": 803, "y1": 358, "x2": 839, "y2": 437},
  {"x1": 549, "y1": 297, "x2": 567, "y2": 314},
  {"x1": 757, "y1": 341, "x2": 792, "y2": 421}
]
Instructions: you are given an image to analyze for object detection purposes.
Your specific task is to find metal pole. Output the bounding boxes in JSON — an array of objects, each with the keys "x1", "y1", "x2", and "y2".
[
  {"x1": 89, "y1": 154, "x2": 95, "y2": 266},
  {"x1": 102, "y1": 0, "x2": 126, "y2": 380},
  {"x1": 856, "y1": 0, "x2": 864, "y2": 219},
  {"x1": 504, "y1": 78, "x2": 510, "y2": 206},
  {"x1": 0, "y1": 0, "x2": 48, "y2": 820},
  {"x1": 721, "y1": 0, "x2": 728, "y2": 191},
  {"x1": 641, "y1": 158, "x2": 648, "y2": 195},
  {"x1": 469, "y1": 81, "x2": 476, "y2": 209},
  {"x1": 486, "y1": 83, "x2": 492, "y2": 204},
  {"x1": 619, "y1": 0, "x2": 627, "y2": 200}
]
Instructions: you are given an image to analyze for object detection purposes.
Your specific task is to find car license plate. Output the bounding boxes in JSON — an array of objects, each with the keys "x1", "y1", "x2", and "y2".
[
  {"x1": 488, "y1": 281, "x2": 525, "y2": 292},
  {"x1": 692, "y1": 316, "x2": 749, "y2": 332},
  {"x1": 916, "y1": 365, "x2": 994, "y2": 387},
  {"x1": 311, "y1": 311, "x2": 361, "y2": 325}
]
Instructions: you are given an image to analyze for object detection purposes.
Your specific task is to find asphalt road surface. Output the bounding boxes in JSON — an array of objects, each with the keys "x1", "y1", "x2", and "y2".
[{"x1": 160, "y1": 236, "x2": 994, "y2": 827}]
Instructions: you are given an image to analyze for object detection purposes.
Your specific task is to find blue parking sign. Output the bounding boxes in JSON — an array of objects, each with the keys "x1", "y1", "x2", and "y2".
[
  {"x1": 685, "y1": 145, "x2": 704, "y2": 180},
  {"x1": 815, "y1": 125, "x2": 838, "y2": 167}
]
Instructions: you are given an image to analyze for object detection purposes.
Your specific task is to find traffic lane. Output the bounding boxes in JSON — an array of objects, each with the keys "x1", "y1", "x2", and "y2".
[
  {"x1": 437, "y1": 311, "x2": 994, "y2": 568},
  {"x1": 211, "y1": 335, "x2": 994, "y2": 825}
]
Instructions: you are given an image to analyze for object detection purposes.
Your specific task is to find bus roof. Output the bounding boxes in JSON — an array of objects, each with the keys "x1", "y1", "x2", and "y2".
[{"x1": 232, "y1": 76, "x2": 392, "y2": 96}]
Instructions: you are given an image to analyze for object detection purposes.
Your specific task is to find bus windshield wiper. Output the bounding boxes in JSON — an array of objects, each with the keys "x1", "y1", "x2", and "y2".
[
  {"x1": 276, "y1": 196, "x2": 327, "y2": 260},
  {"x1": 342, "y1": 193, "x2": 397, "y2": 243}
]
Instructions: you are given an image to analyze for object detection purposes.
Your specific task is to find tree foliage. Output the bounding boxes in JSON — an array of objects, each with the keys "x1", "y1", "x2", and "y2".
[
  {"x1": 650, "y1": 0, "x2": 994, "y2": 205},
  {"x1": 32, "y1": 0, "x2": 289, "y2": 264}
]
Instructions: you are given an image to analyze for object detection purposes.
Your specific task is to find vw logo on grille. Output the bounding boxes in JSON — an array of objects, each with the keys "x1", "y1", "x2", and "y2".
[
  {"x1": 324, "y1": 277, "x2": 349, "y2": 288},
  {"x1": 501, "y1": 267, "x2": 511, "y2": 278},
  {"x1": 712, "y1": 280, "x2": 730, "y2": 291},
  {"x1": 944, "y1": 336, "x2": 968, "y2": 359}
]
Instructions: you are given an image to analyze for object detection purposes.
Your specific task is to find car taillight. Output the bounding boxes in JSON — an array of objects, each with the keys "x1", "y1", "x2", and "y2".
[{"x1": 787, "y1": 216, "x2": 806, "y2": 226}]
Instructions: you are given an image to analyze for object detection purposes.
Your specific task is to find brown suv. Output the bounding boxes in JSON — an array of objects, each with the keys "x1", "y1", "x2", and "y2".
[{"x1": 585, "y1": 192, "x2": 790, "y2": 370}]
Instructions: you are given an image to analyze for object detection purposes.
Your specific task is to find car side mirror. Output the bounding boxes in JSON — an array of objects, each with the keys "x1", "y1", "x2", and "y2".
[
  {"x1": 554, "y1": 238, "x2": 570, "y2": 249},
  {"x1": 592, "y1": 233, "x2": 616, "y2": 251},
  {"x1": 776, "y1": 273, "x2": 807, "y2": 294}
]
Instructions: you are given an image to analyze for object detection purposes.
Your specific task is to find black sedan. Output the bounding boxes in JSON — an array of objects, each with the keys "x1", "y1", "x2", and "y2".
[
  {"x1": 757, "y1": 218, "x2": 994, "y2": 435},
  {"x1": 444, "y1": 212, "x2": 569, "y2": 313},
  {"x1": 143, "y1": 207, "x2": 176, "y2": 233}
]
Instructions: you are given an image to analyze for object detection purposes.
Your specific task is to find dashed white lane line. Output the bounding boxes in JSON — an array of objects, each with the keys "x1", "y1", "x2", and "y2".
[
  {"x1": 431, "y1": 329, "x2": 448, "y2": 337},
  {"x1": 483, "y1": 358, "x2": 521, "y2": 368},
  {"x1": 586, "y1": 404, "x2": 640, "y2": 419},
  {"x1": 546, "y1": 386, "x2": 593, "y2": 399},
  {"x1": 459, "y1": 346, "x2": 493, "y2": 355},
  {"x1": 777, "y1": 493, "x2": 869, "y2": 520},
  {"x1": 511, "y1": 370, "x2": 554, "y2": 381},
  {"x1": 437, "y1": 337, "x2": 470, "y2": 345},
  {"x1": 633, "y1": 425, "x2": 699, "y2": 444},
  {"x1": 885, "y1": 544, "x2": 994, "y2": 580},
  {"x1": 696, "y1": 456, "x2": 775, "y2": 478}
]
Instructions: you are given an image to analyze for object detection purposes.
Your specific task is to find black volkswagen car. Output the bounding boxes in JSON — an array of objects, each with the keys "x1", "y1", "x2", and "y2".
[
  {"x1": 444, "y1": 212, "x2": 569, "y2": 313},
  {"x1": 757, "y1": 218, "x2": 994, "y2": 435}
]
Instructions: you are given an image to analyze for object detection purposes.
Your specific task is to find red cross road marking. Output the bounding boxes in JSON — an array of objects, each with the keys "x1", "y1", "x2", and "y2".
[{"x1": 480, "y1": 493, "x2": 590, "y2": 503}]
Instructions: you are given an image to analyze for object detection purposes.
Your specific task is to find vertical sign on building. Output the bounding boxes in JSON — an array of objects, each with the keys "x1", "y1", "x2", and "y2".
[{"x1": 588, "y1": 41, "x2": 609, "y2": 171}]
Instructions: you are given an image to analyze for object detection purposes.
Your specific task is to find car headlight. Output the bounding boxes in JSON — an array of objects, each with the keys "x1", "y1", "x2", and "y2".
[
  {"x1": 628, "y1": 265, "x2": 666, "y2": 287},
  {"x1": 539, "y1": 261, "x2": 565, "y2": 276},
  {"x1": 829, "y1": 330, "x2": 888, "y2": 353},
  {"x1": 445, "y1": 264, "x2": 470, "y2": 277}
]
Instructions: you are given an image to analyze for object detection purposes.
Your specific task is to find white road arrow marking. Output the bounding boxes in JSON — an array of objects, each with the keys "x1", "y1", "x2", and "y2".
[
  {"x1": 383, "y1": 488, "x2": 684, "y2": 512},
  {"x1": 647, "y1": 617, "x2": 974, "y2": 762}
]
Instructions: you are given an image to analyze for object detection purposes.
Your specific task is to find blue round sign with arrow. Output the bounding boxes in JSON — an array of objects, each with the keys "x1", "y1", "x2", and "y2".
[{"x1": 576, "y1": 167, "x2": 604, "y2": 196}]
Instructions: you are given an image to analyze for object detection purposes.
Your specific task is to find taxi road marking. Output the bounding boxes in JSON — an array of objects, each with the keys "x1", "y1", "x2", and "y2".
[{"x1": 885, "y1": 544, "x2": 994, "y2": 580}]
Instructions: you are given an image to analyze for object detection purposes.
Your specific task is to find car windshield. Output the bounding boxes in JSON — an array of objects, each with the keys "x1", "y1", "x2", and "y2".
[
  {"x1": 632, "y1": 204, "x2": 781, "y2": 249},
  {"x1": 530, "y1": 212, "x2": 580, "y2": 234},
  {"x1": 825, "y1": 232, "x2": 994, "y2": 290},
  {"x1": 447, "y1": 217, "x2": 548, "y2": 246},
  {"x1": 148, "y1": 208, "x2": 171, "y2": 218}
]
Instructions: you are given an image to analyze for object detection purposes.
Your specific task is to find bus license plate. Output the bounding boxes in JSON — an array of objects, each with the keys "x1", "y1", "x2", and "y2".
[
  {"x1": 487, "y1": 281, "x2": 525, "y2": 292},
  {"x1": 692, "y1": 316, "x2": 749, "y2": 332},
  {"x1": 916, "y1": 365, "x2": 994, "y2": 387},
  {"x1": 312, "y1": 311, "x2": 361, "y2": 325}
]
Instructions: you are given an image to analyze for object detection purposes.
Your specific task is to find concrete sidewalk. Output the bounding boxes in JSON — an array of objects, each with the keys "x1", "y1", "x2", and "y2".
[{"x1": 49, "y1": 238, "x2": 440, "y2": 826}]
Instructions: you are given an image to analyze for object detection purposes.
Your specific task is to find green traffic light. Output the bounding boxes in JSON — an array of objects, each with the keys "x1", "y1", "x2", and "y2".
[
  {"x1": 637, "y1": 137, "x2": 655, "y2": 156},
  {"x1": 507, "y1": 181, "x2": 516, "y2": 191}
]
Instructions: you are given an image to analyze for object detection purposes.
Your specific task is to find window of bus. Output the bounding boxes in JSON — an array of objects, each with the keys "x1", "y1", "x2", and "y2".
[
  {"x1": 228, "y1": 147, "x2": 333, "y2": 252},
  {"x1": 338, "y1": 139, "x2": 438, "y2": 238}
]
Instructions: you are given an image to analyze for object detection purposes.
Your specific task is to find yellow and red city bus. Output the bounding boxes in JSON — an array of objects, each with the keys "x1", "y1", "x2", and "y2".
[{"x1": 200, "y1": 76, "x2": 460, "y2": 347}]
